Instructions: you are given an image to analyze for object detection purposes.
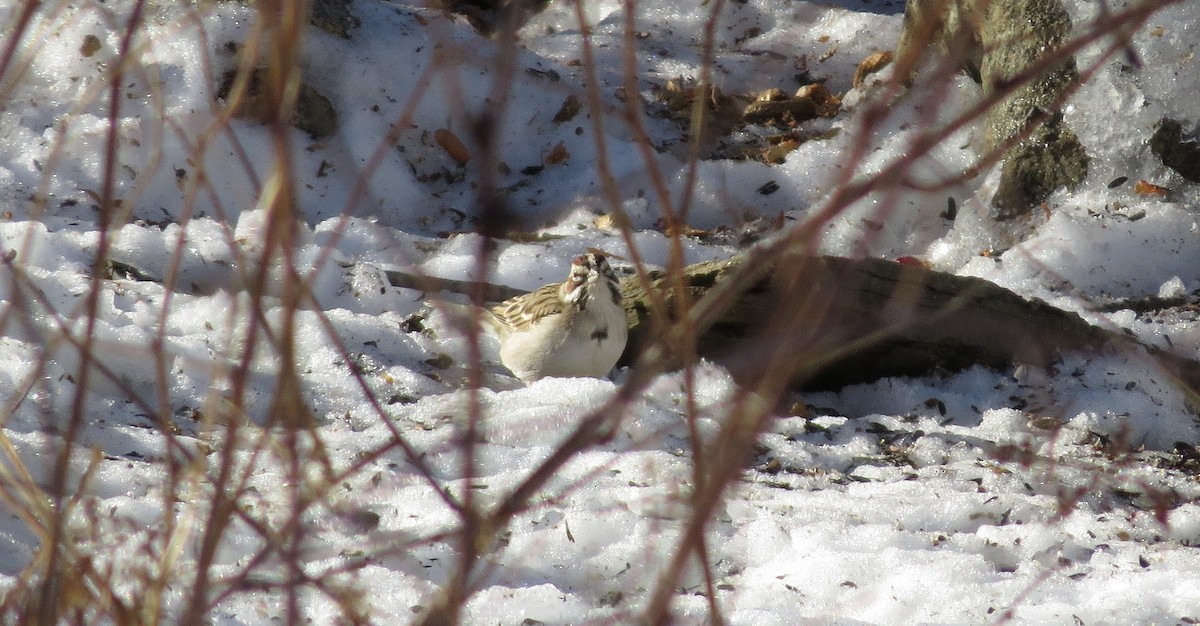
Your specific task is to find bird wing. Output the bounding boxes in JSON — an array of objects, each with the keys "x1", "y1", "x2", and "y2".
[{"x1": 489, "y1": 282, "x2": 567, "y2": 332}]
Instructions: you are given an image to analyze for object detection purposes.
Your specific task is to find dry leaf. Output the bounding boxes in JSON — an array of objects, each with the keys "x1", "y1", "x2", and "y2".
[
  {"x1": 543, "y1": 141, "x2": 569, "y2": 165},
  {"x1": 795, "y1": 83, "x2": 836, "y2": 104},
  {"x1": 753, "y1": 88, "x2": 788, "y2": 102},
  {"x1": 762, "y1": 139, "x2": 799, "y2": 164},
  {"x1": 80, "y1": 35, "x2": 102, "y2": 58},
  {"x1": 853, "y1": 50, "x2": 893, "y2": 88},
  {"x1": 434, "y1": 128, "x2": 470, "y2": 166},
  {"x1": 1133, "y1": 179, "x2": 1170, "y2": 198},
  {"x1": 552, "y1": 94, "x2": 582, "y2": 123},
  {"x1": 595, "y1": 212, "x2": 631, "y2": 231}
]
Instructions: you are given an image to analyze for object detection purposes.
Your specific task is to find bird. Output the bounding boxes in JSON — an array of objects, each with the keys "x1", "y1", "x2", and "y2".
[{"x1": 475, "y1": 251, "x2": 628, "y2": 382}]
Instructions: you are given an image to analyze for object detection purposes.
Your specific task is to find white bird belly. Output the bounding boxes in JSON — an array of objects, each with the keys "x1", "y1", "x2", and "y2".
[{"x1": 499, "y1": 300, "x2": 627, "y2": 381}]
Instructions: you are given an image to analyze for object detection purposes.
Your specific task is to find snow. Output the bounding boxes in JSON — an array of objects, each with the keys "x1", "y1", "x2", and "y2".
[{"x1": 0, "y1": 0, "x2": 1199, "y2": 623}]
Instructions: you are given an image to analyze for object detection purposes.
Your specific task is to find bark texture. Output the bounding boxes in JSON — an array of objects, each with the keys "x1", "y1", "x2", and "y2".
[
  {"x1": 611, "y1": 254, "x2": 1200, "y2": 391},
  {"x1": 895, "y1": 0, "x2": 1089, "y2": 220}
]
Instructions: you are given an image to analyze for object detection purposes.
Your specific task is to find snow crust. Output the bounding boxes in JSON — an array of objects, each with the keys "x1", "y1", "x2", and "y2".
[{"x1": 0, "y1": 0, "x2": 1198, "y2": 623}]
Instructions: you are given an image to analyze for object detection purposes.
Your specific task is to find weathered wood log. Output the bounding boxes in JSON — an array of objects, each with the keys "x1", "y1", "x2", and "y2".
[
  {"x1": 385, "y1": 267, "x2": 524, "y2": 303},
  {"x1": 608, "y1": 255, "x2": 1200, "y2": 392}
]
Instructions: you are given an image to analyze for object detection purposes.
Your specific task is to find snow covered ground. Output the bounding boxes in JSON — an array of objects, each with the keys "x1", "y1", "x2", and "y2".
[{"x1": 0, "y1": 0, "x2": 1198, "y2": 623}]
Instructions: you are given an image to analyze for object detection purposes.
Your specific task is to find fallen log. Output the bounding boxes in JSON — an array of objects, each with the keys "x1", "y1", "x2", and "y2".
[{"x1": 608, "y1": 254, "x2": 1200, "y2": 392}]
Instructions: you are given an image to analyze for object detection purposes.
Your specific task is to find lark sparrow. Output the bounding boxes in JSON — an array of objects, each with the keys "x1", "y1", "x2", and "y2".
[{"x1": 479, "y1": 251, "x2": 628, "y2": 382}]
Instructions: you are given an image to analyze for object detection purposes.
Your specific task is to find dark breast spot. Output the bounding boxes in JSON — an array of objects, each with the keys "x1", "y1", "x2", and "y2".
[{"x1": 591, "y1": 327, "x2": 608, "y2": 342}]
